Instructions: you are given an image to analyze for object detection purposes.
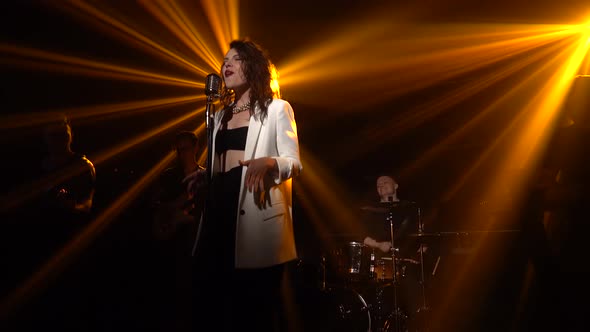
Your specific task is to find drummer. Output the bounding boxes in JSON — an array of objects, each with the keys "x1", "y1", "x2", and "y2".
[
  {"x1": 360, "y1": 174, "x2": 420, "y2": 260},
  {"x1": 360, "y1": 174, "x2": 426, "y2": 329}
]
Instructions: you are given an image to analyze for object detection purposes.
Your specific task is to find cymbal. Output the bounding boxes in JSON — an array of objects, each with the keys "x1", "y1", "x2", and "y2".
[
  {"x1": 407, "y1": 232, "x2": 442, "y2": 237},
  {"x1": 408, "y1": 230, "x2": 521, "y2": 237},
  {"x1": 359, "y1": 206, "x2": 389, "y2": 213},
  {"x1": 360, "y1": 200, "x2": 417, "y2": 213}
]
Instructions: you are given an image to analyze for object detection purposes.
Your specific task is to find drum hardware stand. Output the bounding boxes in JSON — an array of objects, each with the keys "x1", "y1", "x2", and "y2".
[
  {"x1": 385, "y1": 197, "x2": 404, "y2": 332},
  {"x1": 415, "y1": 206, "x2": 430, "y2": 331}
]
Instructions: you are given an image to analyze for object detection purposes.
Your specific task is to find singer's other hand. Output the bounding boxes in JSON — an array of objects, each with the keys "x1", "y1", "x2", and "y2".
[{"x1": 239, "y1": 157, "x2": 277, "y2": 192}]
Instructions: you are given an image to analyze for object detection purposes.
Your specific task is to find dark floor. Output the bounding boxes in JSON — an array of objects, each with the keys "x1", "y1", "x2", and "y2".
[
  {"x1": 1, "y1": 234, "x2": 585, "y2": 332},
  {"x1": 1, "y1": 198, "x2": 588, "y2": 332}
]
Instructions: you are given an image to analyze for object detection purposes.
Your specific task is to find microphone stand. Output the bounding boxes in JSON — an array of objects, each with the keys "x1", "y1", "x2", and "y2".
[
  {"x1": 193, "y1": 89, "x2": 218, "y2": 258},
  {"x1": 204, "y1": 91, "x2": 219, "y2": 226},
  {"x1": 416, "y1": 206, "x2": 430, "y2": 331},
  {"x1": 387, "y1": 197, "x2": 402, "y2": 332},
  {"x1": 205, "y1": 93, "x2": 216, "y2": 182}
]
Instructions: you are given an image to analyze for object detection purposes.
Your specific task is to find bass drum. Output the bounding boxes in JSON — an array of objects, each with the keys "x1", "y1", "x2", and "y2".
[{"x1": 296, "y1": 286, "x2": 372, "y2": 332}]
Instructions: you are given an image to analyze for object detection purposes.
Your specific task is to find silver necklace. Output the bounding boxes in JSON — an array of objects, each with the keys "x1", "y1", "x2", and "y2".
[{"x1": 232, "y1": 101, "x2": 251, "y2": 114}]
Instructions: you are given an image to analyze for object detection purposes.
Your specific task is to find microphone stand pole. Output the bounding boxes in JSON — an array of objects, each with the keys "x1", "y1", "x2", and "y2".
[
  {"x1": 193, "y1": 91, "x2": 217, "y2": 259},
  {"x1": 387, "y1": 198, "x2": 401, "y2": 332},
  {"x1": 416, "y1": 206, "x2": 430, "y2": 331},
  {"x1": 204, "y1": 93, "x2": 218, "y2": 230},
  {"x1": 205, "y1": 94, "x2": 215, "y2": 183}
]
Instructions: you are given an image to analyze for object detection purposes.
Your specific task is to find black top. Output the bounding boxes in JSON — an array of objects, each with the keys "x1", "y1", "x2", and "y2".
[
  {"x1": 361, "y1": 201, "x2": 420, "y2": 258},
  {"x1": 216, "y1": 126, "x2": 248, "y2": 155}
]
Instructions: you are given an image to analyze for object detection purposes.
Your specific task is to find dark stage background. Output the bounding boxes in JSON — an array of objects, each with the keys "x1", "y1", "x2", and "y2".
[{"x1": 1, "y1": 1, "x2": 589, "y2": 331}]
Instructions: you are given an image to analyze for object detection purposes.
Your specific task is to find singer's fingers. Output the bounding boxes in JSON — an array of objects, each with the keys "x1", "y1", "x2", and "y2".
[
  {"x1": 245, "y1": 170, "x2": 253, "y2": 191},
  {"x1": 245, "y1": 169, "x2": 257, "y2": 192},
  {"x1": 250, "y1": 173, "x2": 262, "y2": 193},
  {"x1": 253, "y1": 174, "x2": 263, "y2": 192},
  {"x1": 244, "y1": 171, "x2": 264, "y2": 193},
  {"x1": 241, "y1": 158, "x2": 273, "y2": 192},
  {"x1": 251, "y1": 170, "x2": 259, "y2": 190}
]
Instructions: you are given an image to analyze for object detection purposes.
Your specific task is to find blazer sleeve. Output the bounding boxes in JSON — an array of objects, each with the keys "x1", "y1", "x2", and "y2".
[{"x1": 272, "y1": 100, "x2": 302, "y2": 184}]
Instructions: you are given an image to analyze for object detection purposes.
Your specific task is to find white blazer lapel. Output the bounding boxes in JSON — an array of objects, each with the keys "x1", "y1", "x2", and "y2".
[
  {"x1": 237, "y1": 109, "x2": 263, "y2": 210},
  {"x1": 244, "y1": 110, "x2": 263, "y2": 160}
]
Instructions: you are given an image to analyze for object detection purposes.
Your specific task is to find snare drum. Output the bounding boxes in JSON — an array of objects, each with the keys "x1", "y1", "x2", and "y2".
[
  {"x1": 375, "y1": 257, "x2": 395, "y2": 281},
  {"x1": 374, "y1": 257, "x2": 417, "y2": 281}
]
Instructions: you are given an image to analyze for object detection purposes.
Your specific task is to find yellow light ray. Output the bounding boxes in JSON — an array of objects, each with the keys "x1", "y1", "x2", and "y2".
[
  {"x1": 270, "y1": 64, "x2": 281, "y2": 98},
  {"x1": 295, "y1": 147, "x2": 368, "y2": 243},
  {"x1": 511, "y1": 35, "x2": 590, "y2": 170},
  {"x1": 343, "y1": 35, "x2": 575, "y2": 167},
  {"x1": 226, "y1": 0, "x2": 240, "y2": 43},
  {"x1": 279, "y1": 22, "x2": 556, "y2": 80},
  {"x1": 441, "y1": 37, "x2": 585, "y2": 207},
  {"x1": 138, "y1": 0, "x2": 221, "y2": 71},
  {"x1": 402, "y1": 39, "x2": 565, "y2": 167},
  {"x1": 55, "y1": 0, "x2": 209, "y2": 76},
  {"x1": 444, "y1": 36, "x2": 587, "y2": 221},
  {"x1": 573, "y1": 21, "x2": 590, "y2": 69},
  {"x1": 279, "y1": 23, "x2": 579, "y2": 109},
  {"x1": 91, "y1": 106, "x2": 206, "y2": 165},
  {"x1": 0, "y1": 106, "x2": 207, "y2": 213},
  {"x1": 430, "y1": 30, "x2": 590, "y2": 326},
  {"x1": 0, "y1": 44, "x2": 202, "y2": 88},
  {"x1": 292, "y1": 180, "x2": 334, "y2": 245},
  {"x1": 0, "y1": 153, "x2": 175, "y2": 319},
  {"x1": 201, "y1": 0, "x2": 240, "y2": 55},
  {"x1": 0, "y1": 0, "x2": 239, "y2": 216},
  {"x1": 0, "y1": 95, "x2": 203, "y2": 130},
  {"x1": 0, "y1": 0, "x2": 237, "y2": 317}
]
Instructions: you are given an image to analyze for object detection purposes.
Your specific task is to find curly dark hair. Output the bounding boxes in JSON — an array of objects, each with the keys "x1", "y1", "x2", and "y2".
[{"x1": 219, "y1": 39, "x2": 275, "y2": 120}]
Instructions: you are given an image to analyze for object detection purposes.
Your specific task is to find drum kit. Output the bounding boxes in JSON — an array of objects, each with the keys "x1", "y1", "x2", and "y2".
[{"x1": 307, "y1": 201, "x2": 435, "y2": 332}]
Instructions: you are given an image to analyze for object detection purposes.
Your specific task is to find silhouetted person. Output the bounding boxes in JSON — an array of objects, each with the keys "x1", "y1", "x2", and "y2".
[
  {"x1": 150, "y1": 131, "x2": 205, "y2": 331},
  {"x1": 13, "y1": 115, "x2": 97, "y2": 331},
  {"x1": 519, "y1": 107, "x2": 590, "y2": 331}
]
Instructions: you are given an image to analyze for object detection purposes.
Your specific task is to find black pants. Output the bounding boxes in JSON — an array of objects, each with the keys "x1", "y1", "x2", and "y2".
[
  {"x1": 193, "y1": 166, "x2": 287, "y2": 331},
  {"x1": 193, "y1": 263, "x2": 286, "y2": 332}
]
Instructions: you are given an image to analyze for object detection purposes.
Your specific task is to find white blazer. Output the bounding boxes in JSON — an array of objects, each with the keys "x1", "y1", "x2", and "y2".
[{"x1": 193, "y1": 98, "x2": 302, "y2": 268}]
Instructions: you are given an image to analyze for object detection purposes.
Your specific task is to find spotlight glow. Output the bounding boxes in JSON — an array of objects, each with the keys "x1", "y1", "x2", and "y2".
[
  {"x1": 270, "y1": 64, "x2": 281, "y2": 98},
  {"x1": 4, "y1": 2, "x2": 590, "y2": 328},
  {"x1": 0, "y1": 44, "x2": 202, "y2": 87}
]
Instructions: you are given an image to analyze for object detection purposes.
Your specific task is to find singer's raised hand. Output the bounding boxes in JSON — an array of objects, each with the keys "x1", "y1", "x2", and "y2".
[{"x1": 239, "y1": 157, "x2": 277, "y2": 192}]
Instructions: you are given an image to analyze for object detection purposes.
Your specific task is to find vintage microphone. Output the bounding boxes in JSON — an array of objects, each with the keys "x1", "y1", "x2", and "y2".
[{"x1": 205, "y1": 73, "x2": 221, "y2": 96}]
